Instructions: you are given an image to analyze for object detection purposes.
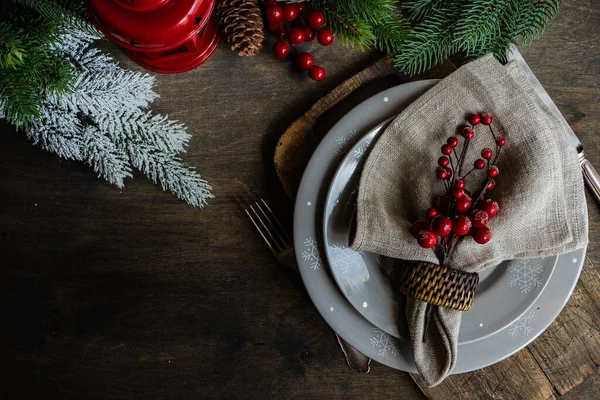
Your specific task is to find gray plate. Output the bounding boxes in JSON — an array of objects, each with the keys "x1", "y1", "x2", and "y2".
[
  {"x1": 322, "y1": 123, "x2": 557, "y2": 344},
  {"x1": 294, "y1": 81, "x2": 586, "y2": 373}
]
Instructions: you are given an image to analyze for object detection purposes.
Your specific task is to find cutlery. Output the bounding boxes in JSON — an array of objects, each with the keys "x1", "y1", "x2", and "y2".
[
  {"x1": 245, "y1": 199, "x2": 371, "y2": 373},
  {"x1": 507, "y1": 45, "x2": 600, "y2": 202}
]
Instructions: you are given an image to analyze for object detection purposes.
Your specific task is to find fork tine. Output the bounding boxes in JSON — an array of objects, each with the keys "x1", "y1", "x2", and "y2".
[
  {"x1": 255, "y1": 201, "x2": 290, "y2": 248},
  {"x1": 249, "y1": 204, "x2": 284, "y2": 252},
  {"x1": 245, "y1": 208, "x2": 279, "y2": 255},
  {"x1": 259, "y1": 199, "x2": 292, "y2": 246}
]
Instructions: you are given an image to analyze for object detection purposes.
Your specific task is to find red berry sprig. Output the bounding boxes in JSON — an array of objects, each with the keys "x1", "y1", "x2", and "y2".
[
  {"x1": 410, "y1": 112, "x2": 507, "y2": 265},
  {"x1": 263, "y1": 1, "x2": 334, "y2": 81}
]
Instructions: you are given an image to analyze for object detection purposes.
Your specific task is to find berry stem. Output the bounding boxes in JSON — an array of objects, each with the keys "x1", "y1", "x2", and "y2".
[
  {"x1": 452, "y1": 148, "x2": 460, "y2": 164},
  {"x1": 456, "y1": 138, "x2": 471, "y2": 178},
  {"x1": 462, "y1": 166, "x2": 476, "y2": 180},
  {"x1": 488, "y1": 125, "x2": 497, "y2": 140},
  {"x1": 473, "y1": 177, "x2": 493, "y2": 209},
  {"x1": 290, "y1": 44, "x2": 299, "y2": 54},
  {"x1": 491, "y1": 145, "x2": 502, "y2": 165}
]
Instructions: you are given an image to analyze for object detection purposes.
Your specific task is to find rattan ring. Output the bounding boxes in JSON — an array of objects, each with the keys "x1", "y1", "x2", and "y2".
[{"x1": 395, "y1": 261, "x2": 479, "y2": 311}]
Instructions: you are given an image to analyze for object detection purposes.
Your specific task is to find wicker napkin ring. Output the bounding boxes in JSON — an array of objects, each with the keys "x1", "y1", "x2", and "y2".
[{"x1": 396, "y1": 261, "x2": 479, "y2": 311}]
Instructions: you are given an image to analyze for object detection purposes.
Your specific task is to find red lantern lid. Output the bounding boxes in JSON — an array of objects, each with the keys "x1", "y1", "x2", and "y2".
[{"x1": 87, "y1": 0, "x2": 216, "y2": 52}]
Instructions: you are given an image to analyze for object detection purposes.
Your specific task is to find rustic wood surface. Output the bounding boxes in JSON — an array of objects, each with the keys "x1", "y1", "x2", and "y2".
[{"x1": 0, "y1": 1, "x2": 598, "y2": 398}]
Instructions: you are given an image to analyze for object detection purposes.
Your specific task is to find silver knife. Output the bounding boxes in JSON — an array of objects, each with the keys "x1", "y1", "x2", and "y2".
[{"x1": 507, "y1": 44, "x2": 600, "y2": 202}]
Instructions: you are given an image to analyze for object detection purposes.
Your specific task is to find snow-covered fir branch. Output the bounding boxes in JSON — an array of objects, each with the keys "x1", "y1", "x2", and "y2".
[{"x1": 1, "y1": 26, "x2": 213, "y2": 207}]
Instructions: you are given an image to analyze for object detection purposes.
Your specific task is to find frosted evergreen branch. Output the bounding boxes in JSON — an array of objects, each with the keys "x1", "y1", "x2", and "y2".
[
  {"x1": 83, "y1": 126, "x2": 132, "y2": 188},
  {"x1": 0, "y1": 22, "x2": 214, "y2": 207},
  {"x1": 95, "y1": 110, "x2": 190, "y2": 154},
  {"x1": 27, "y1": 106, "x2": 84, "y2": 160},
  {"x1": 128, "y1": 145, "x2": 214, "y2": 208},
  {"x1": 52, "y1": 69, "x2": 157, "y2": 115}
]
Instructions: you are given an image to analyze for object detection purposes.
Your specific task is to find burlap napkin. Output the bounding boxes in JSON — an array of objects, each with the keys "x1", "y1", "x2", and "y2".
[{"x1": 350, "y1": 54, "x2": 588, "y2": 386}]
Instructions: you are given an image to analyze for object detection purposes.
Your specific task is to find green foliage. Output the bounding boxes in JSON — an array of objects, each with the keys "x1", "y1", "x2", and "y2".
[
  {"x1": 310, "y1": 0, "x2": 410, "y2": 53},
  {"x1": 310, "y1": 0, "x2": 562, "y2": 76},
  {"x1": 0, "y1": 5, "x2": 75, "y2": 128},
  {"x1": 9, "y1": 0, "x2": 98, "y2": 34},
  {"x1": 396, "y1": 0, "x2": 562, "y2": 76}
]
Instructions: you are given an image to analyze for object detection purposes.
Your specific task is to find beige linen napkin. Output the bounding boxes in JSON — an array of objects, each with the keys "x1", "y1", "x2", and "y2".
[{"x1": 350, "y1": 54, "x2": 588, "y2": 386}]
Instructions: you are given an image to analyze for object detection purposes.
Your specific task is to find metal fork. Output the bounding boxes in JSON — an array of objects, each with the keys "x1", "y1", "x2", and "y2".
[
  {"x1": 245, "y1": 199, "x2": 297, "y2": 271},
  {"x1": 245, "y1": 199, "x2": 371, "y2": 373}
]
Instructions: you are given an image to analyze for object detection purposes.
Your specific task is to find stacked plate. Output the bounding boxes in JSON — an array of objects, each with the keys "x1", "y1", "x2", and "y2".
[{"x1": 293, "y1": 80, "x2": 586, "y2": 373}]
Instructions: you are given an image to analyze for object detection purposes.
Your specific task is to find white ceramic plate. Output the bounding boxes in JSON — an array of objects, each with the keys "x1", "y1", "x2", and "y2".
[
  {"x1": 322, "y1": 123, "x2": 557, "y2": 344},
  {"x1": 293, "y1": 81, "x2": 586, "y2": 373}
]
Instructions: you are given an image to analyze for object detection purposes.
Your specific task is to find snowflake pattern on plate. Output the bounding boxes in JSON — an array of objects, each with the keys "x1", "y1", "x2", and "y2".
[
  {"x1": 353, "y1": 140, "x2": 371, "y2": 160},
  {"x1": 370, "y1": 328, "x2": 400, "y2": 357},
  {"x1": 301, "y1": 237, "x2": 322, "y2": 271},
  {"x1": 331, "y1": 244, "x2": 363, "y2": 275},
  {"x1": 334, "y1": 129, "x2": 357, "y2": 157},
  {"x1": 508, "y1": 260, "x2": 544, "y2": 293},
  {"x1": 508, "y1": 311, "x2": 537, "y2": 337}
]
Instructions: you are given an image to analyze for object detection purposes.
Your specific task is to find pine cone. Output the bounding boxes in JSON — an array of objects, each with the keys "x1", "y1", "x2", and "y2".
[{"x1": 217, "y1": 0, "x2": 264, "y2": 56}]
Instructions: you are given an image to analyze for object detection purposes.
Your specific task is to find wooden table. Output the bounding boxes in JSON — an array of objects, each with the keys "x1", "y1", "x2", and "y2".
[{"x1": 1, "y1": 1, "x2": 599, "y2": 398}]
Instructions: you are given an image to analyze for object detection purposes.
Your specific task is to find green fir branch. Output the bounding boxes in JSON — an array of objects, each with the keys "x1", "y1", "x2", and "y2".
[
  {"x1": 371, "y1": 9, "x2": 411, "y2": 54},
  {"x1": 403, "y1": 0, "x2": 450, "y2": 22},
  {"x1": 0, "y1": 7, "x2": 75, "y2": 128},
  {"x1": 9, "y1": 0, "x2": 98, "y2": 34}
]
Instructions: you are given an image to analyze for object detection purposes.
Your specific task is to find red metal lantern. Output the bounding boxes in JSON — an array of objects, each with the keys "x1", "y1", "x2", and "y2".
[{"x1": 86, "y1": 0, "x2": 220, "y2": 74}]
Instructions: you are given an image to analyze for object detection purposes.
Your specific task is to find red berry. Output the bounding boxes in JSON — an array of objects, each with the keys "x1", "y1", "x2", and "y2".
[
  {"x1": 438, "y1": 156, "x2": 449, "y2": 167},
  {"x1": 481, "y1": 148, "x2": 493, "y2": 159},
  {"x1": 436, "y1": 168, "x2": 448, "y2": 180},
  {"x1": 265, "y1": 5, "x2": 283, "y2": 22},
  {"x1": 487, "y1": 179, "x2": 495, "y2": 191},
  {"x1": 447, "y1": 137, "x2": 459, "y2": 148},
  {"x1": 481, "y1": 113, "x2": 493, "y2": 125},
  {"x1": 317, "y1": 28, "x2": 334, "y2": 46},
  {"x1": 282, "y1": 3, "x2": 298, "y2": 21},
  {"x1": 426, "y1": 207, "x2": 438, "y2": 219},
  {"x1": 461, "y1": 126, "x2": 474, "y2": 140},
  {"x1": 441, "y1": 144, "x2": 452, "y2": 155},
  {"x1": 482, "y1": 199, "x2": 499, "y2": 217},
  {"x1": 452, "y1": 215, "x2": 472, "y2": 235},
  {"x1": 436, "y1": 195, "x2": 449, "y2": 211},
  {"x1": 296, "y1": 52, "x2": 314, "y2": 70},
  {"x1": 296, "y1": 2, "x2": 305, "y2": 13},
  {"x1": 432, "y1": 216, "x2": 452, "y2": 236},
  {"x1": 445, "y1": 167, "x2": 453, "y2": 179},
  {"x1": 455, "y1": 178, "x2": 465, "y2": 189},
  {"x1": 267, "y1": 21, "x2": 281, "y2": 32},
  {"x1": 308, "y1": 65, "x2": 326, "y2": 81},
  {"x1": 488, "y1": 166, "x2": 499, "y2": 177},
  {"x1": 303, "y1": 27, "x2": 316, "y2": 42},
  {"x1": 264, "y1": 0, "x2": 276, "y2": 5},
  {"x1": 452, "y1": 187, "x2": 464, "y2": 199},
  {"x1": 411, "y1": 220, "x2": 431, "y2": 238},
  {"x1": 496, "y1": 137, "x2": 506, "y2": 147},
  {"x1": 272, "y1": 40, "x2": 290, "y2": 59},
  {"x1": 470, "y1": 209, "x2": 489, "y2": 228},
  {"x1": 469, "y1": 114, "x2": 481, "y2": 126},
  {"x1": 417, "y1": 230, "x2": 438, "y2": 249},
  {"x1": 472, "y1": 227, "x2": 492, "y2": 244},
  {"x1": 474, "y1": 159, "x2": 486, "y2": 169},
  {"x1": 307, "y1": 10, "x2": 325, "y2": 28},
  {"x1": 455, "y1": 196, "x2": 472, "y2": 213},
  {"x1": 288, "y1": 27, "x2": 305, "y2": 44}
]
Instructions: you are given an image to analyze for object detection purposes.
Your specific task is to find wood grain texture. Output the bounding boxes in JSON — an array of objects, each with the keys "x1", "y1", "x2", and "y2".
[
  {"x1": 0, "y1": 0, "x2": 598, "y2": 399},
  {"x1": 412, "y1": 350, "x2": 557, "y2": 400}
]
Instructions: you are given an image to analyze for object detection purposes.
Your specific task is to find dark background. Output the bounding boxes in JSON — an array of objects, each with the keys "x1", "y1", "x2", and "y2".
[{"x1": 1, "y1": 1, "x2": 599, "y2": 398}]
